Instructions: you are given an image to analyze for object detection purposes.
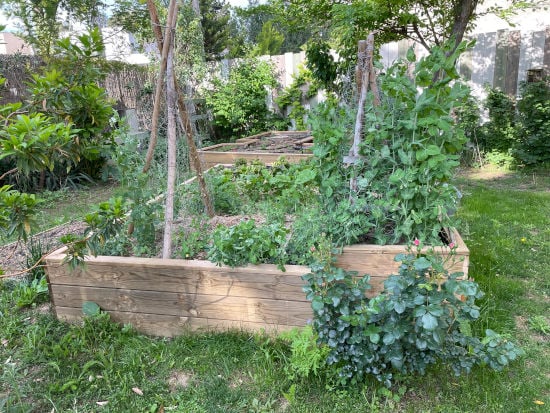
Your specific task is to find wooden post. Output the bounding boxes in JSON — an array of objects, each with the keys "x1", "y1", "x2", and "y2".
[{"x1": 144, "y1": 0, "x2": 214, "y2": 218}]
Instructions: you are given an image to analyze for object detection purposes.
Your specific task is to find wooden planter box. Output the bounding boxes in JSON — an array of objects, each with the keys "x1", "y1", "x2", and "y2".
[
  {"x1": 45, "y1": 229, "x2": 468, "y2": 337},
  {"x1": 197, "y1": 131, "x2": 314, "y2": 170}
]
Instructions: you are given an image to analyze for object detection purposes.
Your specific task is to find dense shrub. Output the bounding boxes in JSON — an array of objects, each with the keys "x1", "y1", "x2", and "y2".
[
  {"x1": 514, "y1": 80, "x2": 550, "y2": 165},
  {"x1": 204, "y1": 58, "x2": 287, "y2": 140}
]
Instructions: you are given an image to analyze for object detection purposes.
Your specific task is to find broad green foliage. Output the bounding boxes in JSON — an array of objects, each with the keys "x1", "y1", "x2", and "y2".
[
  {"x1": 303, "y1": 252, "x2": 524, "y2": 386},
  {"x1": 204, "y1": 58, "x2": 285, "y2": 140},
  {"x1": 208, "y1": 219, "x2": 289, "y2": 270},
  {"x1": 0, "y1": 185, "x2": 41, "y2": 242},
  {"x1": 26, "y1": 29, "x2": 116, "y2": 179}
]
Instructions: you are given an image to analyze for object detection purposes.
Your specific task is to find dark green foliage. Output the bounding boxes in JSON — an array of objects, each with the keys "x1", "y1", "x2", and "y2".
[
  {"x1": 480, "y1": 88, "x2": 517, "y2": 153},
  {"x1": 515, "y1": 80, "x2": 550, "y2": 165},
  {"x1": 305, "y1": 41, "x2": 338, "y2": 92},
  {"x1": 303, "y1": 252, "x2": 524, "y2": 386}
]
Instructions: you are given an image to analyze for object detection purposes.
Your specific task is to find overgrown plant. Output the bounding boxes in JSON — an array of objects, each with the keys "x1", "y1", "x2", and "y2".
[
  {"x1": 303, "y1": 248, "x2": 524, "y2": 386},
  {"x1": 312, "y1": 41, "x2": 473, "y2": 246}
]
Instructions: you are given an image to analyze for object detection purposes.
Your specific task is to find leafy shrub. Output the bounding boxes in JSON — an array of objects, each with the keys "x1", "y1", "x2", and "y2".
[
  {"x1": 204, "y1": 58, "x2": 285, "y2": 140},
  {"x1": 311, "y1": 42, "x2": 471, "y2": 247},
  {"x1": 208, "y1": 219, "x2": 289, "y2": 270},
  {"x1": 480, "y1": 87, "x2": 517, "y2": 154},
  {"x1": 514, "y1": 80, "x2": 550, "y2": 165},
  {"x1": 303, "y1": 252, "x2": 524, "y2": 387}
]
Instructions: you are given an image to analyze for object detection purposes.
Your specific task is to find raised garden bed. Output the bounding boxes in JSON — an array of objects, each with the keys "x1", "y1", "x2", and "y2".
[
  {"x1": 45, "y1": 229, "x2": 468, "y2": 337},
  {"x1": 197, "y1": 131, "x2": 314, "y2": 169}
]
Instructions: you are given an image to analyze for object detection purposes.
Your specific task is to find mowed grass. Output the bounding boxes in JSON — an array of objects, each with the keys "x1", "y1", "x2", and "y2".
[{"x1": 0, "y1": 168, "x2": 549, "y2": 412}]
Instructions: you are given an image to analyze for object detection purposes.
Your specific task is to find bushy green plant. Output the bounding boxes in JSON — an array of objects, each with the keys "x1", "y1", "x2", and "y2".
[
  {"x1": 279, "y1": 325, "x2": 330, "y2": 380},
  {"x1": 480, "y1": 87, "x2": 517, "y2": 154},
  {"x1": 311, "y1": 42, "x2": 471, "y2": 247},
  {"x1": 303, "y1": 251, "x2": 524, "y2": 387},
  {"x1": 0, "y1": 185, "x2": 41, "y2": 242},
  {"x1": 208, "y1": 219, "x2": 289, "y2": 270},
  {"x1": 204, "y1": 58, "x2": 286, "y2": 140},
  {"x1": 514, "y1": 79, "x2": 550, "y2": 165},
  {"x1": 275, "y1": 66, "x2": 321, "y2": 130},
  {"x1": 26, "y1": 29, "x2": 117, "y2": 180}
]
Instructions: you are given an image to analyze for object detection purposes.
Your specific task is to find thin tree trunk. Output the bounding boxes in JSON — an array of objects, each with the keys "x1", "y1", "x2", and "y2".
[
  {"x1": 162, "y1": 40, "x2": 177, "y2": 258},
  {"x1": 146, "y1": 0, "x2": 214, "y2": 217},
  {"x1": 142, "y1": 0, "x2": 177, "y2": 174}
]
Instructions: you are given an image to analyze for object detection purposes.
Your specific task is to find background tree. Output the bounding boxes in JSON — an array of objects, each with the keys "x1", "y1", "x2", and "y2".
[
  {"x1": 0, "y1": 0, "x2": 105, "y2": 58},
  {"x1": 280, "y1": 0, "x2": 543, "y2": 85},
  {"x1": 229, "y1": 0, "x2": 312, "y2": 57},
  {"x1": 255, "y1": 20, "x2": 284, "y2": 55}
]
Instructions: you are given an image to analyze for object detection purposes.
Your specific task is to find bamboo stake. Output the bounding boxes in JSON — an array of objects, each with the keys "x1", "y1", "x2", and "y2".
[
  {"x1": 146, "y1": 0, "x2": 214, "y2": 217},
  {"x1": 142, "y1": 0, "x2": 177, "y2": 174}
]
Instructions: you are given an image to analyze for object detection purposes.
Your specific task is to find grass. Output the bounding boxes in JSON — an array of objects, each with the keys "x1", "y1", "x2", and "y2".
[
  {"x1": 0, "y1": 181, "x2": 119, "y2": 246},
  {"x1": 1, "y1": 167, "x2": 549, "y2": 412}
]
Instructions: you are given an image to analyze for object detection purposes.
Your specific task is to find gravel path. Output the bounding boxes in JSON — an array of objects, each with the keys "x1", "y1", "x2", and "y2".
[{"x1": 0, "y1": 221, "x2": 87, "y2": 275}]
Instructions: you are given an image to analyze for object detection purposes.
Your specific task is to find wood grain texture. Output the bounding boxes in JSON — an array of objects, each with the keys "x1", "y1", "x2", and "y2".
[
  {"x1": 46, "y1": 230, "x2": 469, "y2": 336},
  {"x1": 55, "y1": 306, "x2": 299, "y2": 337}
]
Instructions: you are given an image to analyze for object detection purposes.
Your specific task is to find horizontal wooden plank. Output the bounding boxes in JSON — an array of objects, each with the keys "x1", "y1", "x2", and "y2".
[
  {"x1": 55, "y1": 306, "x2": 300, "y2": 337},
  {"x1": 46, "y1": 257, "x2": 311, "y2": 298},
  {"x1": 50, "y1": 285, "x2": 313, "y2": 326}
]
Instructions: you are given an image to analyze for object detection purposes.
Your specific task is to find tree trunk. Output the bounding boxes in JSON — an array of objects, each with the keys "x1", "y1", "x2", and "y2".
[{"x1": 450, "y1": 0, "x2": 479, "y2": 50}]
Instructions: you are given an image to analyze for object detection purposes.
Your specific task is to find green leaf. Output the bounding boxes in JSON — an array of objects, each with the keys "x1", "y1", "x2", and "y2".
[
  {"x1": 421, "y1": 313, "x2": 438, "y2": 330},
  {"x1": 311, "y1": 297, "x2": 324, "y2": 312},
  {"x1": 414, "y1": 257, "x2": 432, "y2": 271},
  {"x1": 82, "y1": 301, "x2": 101, "y2": 316}
]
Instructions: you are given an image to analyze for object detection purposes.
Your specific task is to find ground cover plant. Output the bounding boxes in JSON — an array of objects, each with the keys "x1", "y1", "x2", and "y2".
[{"x1": 0, "y1": 168, "x2": 548, "y2": 412}]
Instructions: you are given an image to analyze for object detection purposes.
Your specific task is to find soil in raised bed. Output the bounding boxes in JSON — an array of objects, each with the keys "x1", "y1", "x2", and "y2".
[{"x1": 215, "y1": 132, "x2": 313, "y2": 154}]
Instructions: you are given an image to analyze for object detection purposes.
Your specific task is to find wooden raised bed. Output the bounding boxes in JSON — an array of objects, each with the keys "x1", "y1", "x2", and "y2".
[
  {"x1": 45, "y1": 229, "x2": 468, "y2": 337},
  {"x1": 197, "y1": 131, "x2": 314, "y2": 169}
]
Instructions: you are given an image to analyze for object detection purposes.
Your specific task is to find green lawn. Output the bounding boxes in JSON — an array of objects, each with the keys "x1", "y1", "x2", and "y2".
[{"x1": 0, "y1": 168, "x2": 548, "y2": 412}]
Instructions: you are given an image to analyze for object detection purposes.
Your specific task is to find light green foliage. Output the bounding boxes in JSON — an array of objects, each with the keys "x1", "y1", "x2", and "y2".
[
  {"x1": 303, "y1": 252, "x2": 524, "y2": 386},
  {"x1": 208, "y1": 219, "x2": 289, "y2": 270},
  {"x1": 204, "y1": 58, "x2": 285, "y2": 140},
  {"x1": 279, "y1": 326, "x2": 330, "y2": 380},
  {"x1": 175, "y1": 216, "x2": 210, "y2": 259},
  {"x1": 275, "y1": 66, "x2": 321, "y2": 129},
  {"x1": 0, "y1": 113, "x2": 76, "y2": 177},
  {"x1": 313, "y1": 42, "x2": 472, "y2": 246},
  {"x1": 255, "y1": 20, "x2": 284, "y2": 56},
  {"x1": 0, "y1": 0, "x2": 104, "y2": 57}
]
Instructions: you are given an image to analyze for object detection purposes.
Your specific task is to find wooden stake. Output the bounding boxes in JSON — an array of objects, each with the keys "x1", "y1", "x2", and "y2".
[{"x1": 145, "y1": 0, "x2": 214, "y2": 218}]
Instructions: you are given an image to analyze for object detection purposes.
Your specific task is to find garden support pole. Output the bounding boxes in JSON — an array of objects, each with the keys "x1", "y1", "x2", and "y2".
[
  {"x1": 142, "y1": 0, "x2": 177, "y2": 174},
  {"x1": 146, "y1": 0, "x2": 214, "y2": 218}
]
